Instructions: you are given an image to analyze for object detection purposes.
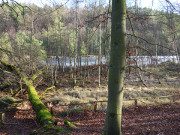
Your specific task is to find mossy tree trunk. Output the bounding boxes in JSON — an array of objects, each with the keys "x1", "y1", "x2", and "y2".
[
  {"x1": 26, "y1": 82, "x2": 54, "y2": 125},
  {"x1": 104, "y1": 0, "x2": 126, "y2": 134},
  {"x1": 0, "y1": 59, "x2": 54, "y2": 126}
]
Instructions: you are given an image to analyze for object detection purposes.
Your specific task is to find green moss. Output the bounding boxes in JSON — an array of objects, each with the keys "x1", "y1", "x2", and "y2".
[
  {"x1": 27, "y1": 84, "x2": 54, "y2": 125},
  {"x1": 30, "y1": 125, "x2": 68, "y2": 135},
  {"x1": 64, "y1": 120, "x2": 77, "y2": 128},
  {"x1": 0, "y1": 96, "x2": 17, "y2": 110},
  {"x1": 43, "y1": 125, "x2": 68, "y2": 134}
]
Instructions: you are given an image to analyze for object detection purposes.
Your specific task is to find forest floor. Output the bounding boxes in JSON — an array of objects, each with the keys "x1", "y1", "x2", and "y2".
[
  {"x1": 0, "y1": 103, "x2": 180, "y2": 135},
  {"x1": 0, "y1": 62, "x2": 180, "y2": 134}
]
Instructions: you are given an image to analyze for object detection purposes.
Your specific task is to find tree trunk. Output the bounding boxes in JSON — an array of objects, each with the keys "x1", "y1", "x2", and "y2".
[
  {"x1": 69, "y1": 56, "x2": 73, "y2": 78},
  {"x1": 104, "y1": 0, "x2": 126, "y2": 134},
  {"x1": 26, "y1": 82, "x2": 54, "y2": 125},
  {"x1": 98, "y1": 0, "x2": 102, "y2": 87},
  {"x1": 74, "y1": 0, "x2": 79, "y2": 86}
]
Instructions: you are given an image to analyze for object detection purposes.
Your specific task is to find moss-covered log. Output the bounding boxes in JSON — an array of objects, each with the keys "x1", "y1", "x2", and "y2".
[
  {"x1": 0, "y1": 58, "x2": 54, "y2": 126},
  {"x1": 26, "y1": 84, "x2": 54, "y2": 125}
]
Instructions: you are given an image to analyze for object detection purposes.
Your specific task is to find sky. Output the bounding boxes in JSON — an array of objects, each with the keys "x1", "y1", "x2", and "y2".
[{"x1": 1, "y1": 0, "x2": 180, "y2": 10}]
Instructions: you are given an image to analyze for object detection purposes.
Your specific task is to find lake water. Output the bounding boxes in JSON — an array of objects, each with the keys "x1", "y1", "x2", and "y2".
[{"x1": 45, "y1": 56, "x2": 179, "y2": 67}]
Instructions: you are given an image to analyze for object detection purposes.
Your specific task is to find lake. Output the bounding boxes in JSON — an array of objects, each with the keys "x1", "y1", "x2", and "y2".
[{"x1": 45, "y1": 55, "x2": 179, "y2": 67}]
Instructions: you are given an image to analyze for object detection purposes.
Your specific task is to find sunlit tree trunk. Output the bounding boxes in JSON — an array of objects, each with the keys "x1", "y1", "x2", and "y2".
[
  {"x1": 98, "y1": 0, "x2": 102, "y2": 86},
  {"x1": 69, "y1": 56, "x2": 73, "y2": 78},
  {"x1": 86, "y1": 21, "x2": 89, "y2": 79},
  {"x1": 73, "y1": 0, "x2": 79, "y2": 86},
  {"x1": 104, "y1": 0, "x2": 126, "y2": 134},
  {"x1": 30, "y1": 13, "x2": 34, "y2": 74},
  {"x1": 107, "y1": 5, "x2": 111, "y2": 81}
]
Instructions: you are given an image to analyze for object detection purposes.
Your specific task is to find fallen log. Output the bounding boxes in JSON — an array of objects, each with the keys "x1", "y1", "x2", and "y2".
[{"x1": 0, "y1": 59, "x2": 54, "y2": 126}]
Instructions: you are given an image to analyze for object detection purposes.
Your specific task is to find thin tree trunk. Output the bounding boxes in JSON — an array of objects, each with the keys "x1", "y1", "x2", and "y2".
[
  {"x1": 86, "y1": 56, "x2": 89, "y2": 78},
  {"x1": 107, "y1": 7, "x2": 111, "y2": 81},
  {"x1": 30, "y1": 14, "x2": 34, "y2": 74},
  {"x1": 70, "y1": 56, "x2": 73, "y2": 78},
  {"x1": 74, "y1": 0, "x2": 78, "y2": 86},
  {"x1": 98, "y1": 0, "x2": 102, "y2": 87},
  {"x1": 62, "y1": 55, "x2": 65, "y2": 72},
  {"x1": 57, "y1": 56, "x2": 61, "y2": 71}
]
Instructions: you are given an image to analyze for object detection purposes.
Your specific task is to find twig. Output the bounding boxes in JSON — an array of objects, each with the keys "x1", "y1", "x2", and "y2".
[
  {"x1": 39, "y1": 86, "x2": 55, "y2": 97},
  {"x1": 31, "y1": 70, "x2": 46, "y2": 81}
]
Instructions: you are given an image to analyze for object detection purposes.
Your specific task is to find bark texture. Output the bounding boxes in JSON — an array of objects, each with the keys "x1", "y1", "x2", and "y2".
[{"x1": 104, "y1": 0, "x2": 126, "y2": 134}]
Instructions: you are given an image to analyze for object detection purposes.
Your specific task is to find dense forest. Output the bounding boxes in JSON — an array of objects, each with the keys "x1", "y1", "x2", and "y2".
[
  {"x1": 0, "y1": 1, "x2": 179, "y2": 63},
  {"x1": 0, "y1": 0, "x2": 179, "y2": 134}
]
